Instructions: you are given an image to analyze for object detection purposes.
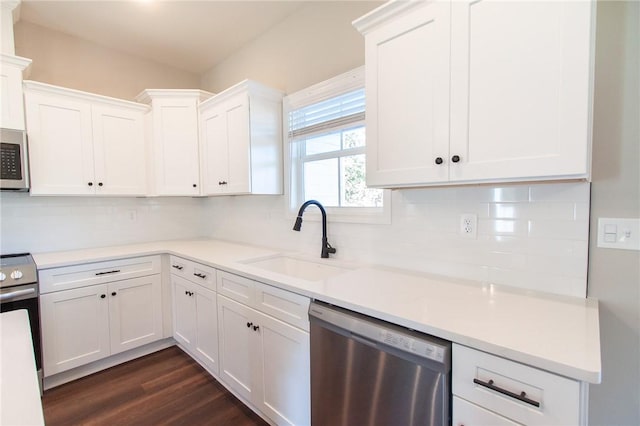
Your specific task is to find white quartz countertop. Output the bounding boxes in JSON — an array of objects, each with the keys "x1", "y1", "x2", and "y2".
[
  {"x1": 0, "y1": 310, "x2": 45, "y2": 426},
  {"x1": 32, "y1": 238, "x2": 602, "y2": 384}
]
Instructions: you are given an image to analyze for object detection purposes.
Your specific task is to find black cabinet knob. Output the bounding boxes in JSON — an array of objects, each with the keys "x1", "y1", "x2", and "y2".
[
  {"x1": 253, "y1": 325, "x2": 260, "y2": 331},
  {"x1": 111, "y1": 291, "x2": 117, "y2": 296},
  {"x1": 435, "y1": 157, "x2": 443, "y2": 165},
  {"x1": 451, "y1": 155, "x2": 461, "y2": 163},
  {"x1": 193, "y1": 184, "x2": 197, "y2": 188},
  {"x1": 98, "y1": 182, "x2": 103, "y2": 187},
  {"x1": 100, "y1": 294, "x2": 106, "y2": 299},
  {"x1": 88, "y1": 182, "x2": 93, "y2": 186},
  {"x1": 246, "y1": 322, "x2": 253, "y2": 328}
]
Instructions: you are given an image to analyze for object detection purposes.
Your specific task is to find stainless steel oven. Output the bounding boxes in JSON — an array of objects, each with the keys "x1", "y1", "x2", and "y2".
[
  {"x1": 0, "y1": 128, "x2": 29, "y2": 191},
  {"x1": 0, "y1": 253, "x2": 42, "y2": 389}
]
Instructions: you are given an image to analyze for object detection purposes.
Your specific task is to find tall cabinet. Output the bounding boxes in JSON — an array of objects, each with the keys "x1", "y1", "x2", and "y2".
[
  {"x1": 199, "y1": 80, "x2": 283, "y2": 196},
  {"x1": 354, "y1": 0, "x2": 596, "y2": 188}
]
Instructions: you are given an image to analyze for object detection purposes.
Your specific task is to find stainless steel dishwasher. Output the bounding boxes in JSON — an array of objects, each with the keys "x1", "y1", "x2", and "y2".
[{"x1": 309, "y1": 301, "x2": 451, "y2": 426}]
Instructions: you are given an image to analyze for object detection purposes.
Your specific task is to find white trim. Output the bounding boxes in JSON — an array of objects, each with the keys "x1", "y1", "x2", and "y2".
[{"x1": 285, "y1": 66, "x2": 365, "y2": 109}]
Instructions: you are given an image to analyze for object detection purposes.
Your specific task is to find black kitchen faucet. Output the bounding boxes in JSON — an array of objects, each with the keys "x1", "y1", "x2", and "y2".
[{"x1": 292, "y1": 200, "x2": 336, "y2": 258}]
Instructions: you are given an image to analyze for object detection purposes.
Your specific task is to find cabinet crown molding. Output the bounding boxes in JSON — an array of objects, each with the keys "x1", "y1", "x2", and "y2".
[
  {"x1": 353, "y1": 0, "x2": 428, "y2": 34},
  {"x1": 135, "y1": 89, "x2": 214, "y2": 105},
  {"x1": 0, "y1": 53, "x2": 31, "y2": 70},
  {"x1": 200, "y1": 79, "x2": 283, "y2": 109},
  {"x1": 22, "y1": 80, "x2": 150, "y2": 111}
]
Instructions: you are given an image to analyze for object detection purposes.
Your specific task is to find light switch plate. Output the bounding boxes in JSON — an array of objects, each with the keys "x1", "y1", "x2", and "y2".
[{"x1": 597, "y1": 218, "x2": 640, "y2": 251}]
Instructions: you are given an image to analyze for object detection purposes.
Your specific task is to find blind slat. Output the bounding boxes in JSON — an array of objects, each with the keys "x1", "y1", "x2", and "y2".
[{"x1": 289, "y1": 88, "x2": 365, "y2": 136}]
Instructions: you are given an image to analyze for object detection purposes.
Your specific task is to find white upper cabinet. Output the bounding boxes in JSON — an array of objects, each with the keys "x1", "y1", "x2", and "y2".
[
  {"x1": 354, "y1": 0, "x2": 595, "y2": 188},
  {"x1": 24, "y1": 81, "x2": 149, "y2": 196},
  {"x1": 199, "y1": 80, "x2": 283, "y2": 196},
  {"x1": 136, "y1": 89, "x2": 212, "y2": 196},
  {"x1": 0, "y1": 54, "x2": 31, "y2": 130}
]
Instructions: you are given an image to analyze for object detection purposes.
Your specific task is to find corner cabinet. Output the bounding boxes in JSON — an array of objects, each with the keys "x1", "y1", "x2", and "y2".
[
  {"x1": 354, "y1": 0, "x2": 596, "y2": 188},
  {"x1": 199, "y1": 80, "x2": 283, "y2": 196},
  {"x1": 23, "y1": 81, "x2": 149, "y2": 195},
  {"x1": 136, "y1": 89, "x2": 213, "y2": 196}
]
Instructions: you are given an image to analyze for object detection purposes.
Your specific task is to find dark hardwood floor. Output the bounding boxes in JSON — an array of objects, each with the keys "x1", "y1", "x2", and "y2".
[{"x1": 42, "y1": 346, "x2": 269, "y2": 426}]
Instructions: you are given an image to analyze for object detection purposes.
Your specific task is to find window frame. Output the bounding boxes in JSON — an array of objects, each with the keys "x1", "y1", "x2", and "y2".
[{"x1": 284, "y1": 67, "x2": 391, "y2": 225}]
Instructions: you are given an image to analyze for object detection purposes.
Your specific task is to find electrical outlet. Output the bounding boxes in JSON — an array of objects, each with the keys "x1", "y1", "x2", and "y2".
[{"x1": 460, "y1": 213, "x2": 477, "y2": 239}]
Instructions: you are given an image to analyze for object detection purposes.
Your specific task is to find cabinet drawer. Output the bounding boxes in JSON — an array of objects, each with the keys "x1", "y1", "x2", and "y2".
[
  {"x1": 39, "y1": 256, "x2": 161, "y2": 294},
  {"x1": 169, "y1": 256, "x2": 217, "y2": 291},
  {"x1": 217, "y1": 271, "x2": 255, "y2": 305},
  {"x1": 452, "y1": 344, "x2": 580, "y2": 426},
  {"x1": 255, "y1": 282, "x2": 310, "y2": 332}
]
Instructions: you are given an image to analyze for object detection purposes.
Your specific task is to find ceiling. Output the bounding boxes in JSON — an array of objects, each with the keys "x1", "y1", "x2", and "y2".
[{"x1": 17, "y1": 0, "x2": 313, "y2": 75}]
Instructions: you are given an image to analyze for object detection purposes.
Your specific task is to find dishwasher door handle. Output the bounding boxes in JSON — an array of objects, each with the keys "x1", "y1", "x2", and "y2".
[{"x1": 350, "y1": 333, "x2": 379, "y2": 349}]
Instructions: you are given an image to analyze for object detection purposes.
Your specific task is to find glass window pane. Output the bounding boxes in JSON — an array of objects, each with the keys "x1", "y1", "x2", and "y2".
[
  {"x1": 304, "y1": 132, "x2": 341, "y2": 155},
  {"x1": 304, "y1": 158, "x2": 339, "y2": 207},
  {"x1": 340, "y1": 154, "x2": 384, "y2": 207},
  {"x1": 342, "y1": 126, "x2": 365, "y2": 149}
]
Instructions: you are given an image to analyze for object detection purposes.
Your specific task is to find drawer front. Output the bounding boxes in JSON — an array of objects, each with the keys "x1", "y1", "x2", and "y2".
[
  {"x1": 169, "y1": 256, "x2": 194, "y2": 279},
  {"x1": 453, "y1": 344, "x2": 580, "y2": 426},
  {"x1": 169, "y1": 256, "x2": 217, "y2": 291},
  {"x1": 255, "y1": 282, "x2": 310, "y2": 331},
  {"x1": 453, "y1": 396, "x2": 522, "y2": 426},
  {"x1": 39, "y1": 256, "x2": 161, "y2": 294},
  {"x1": 216, "y1": 271, "x2": 255, "y2": 305}
]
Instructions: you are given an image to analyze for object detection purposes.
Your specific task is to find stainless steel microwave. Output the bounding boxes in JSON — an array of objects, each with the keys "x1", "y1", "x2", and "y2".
[{"x1": 0, "y1": 128, "x2": 29, "y2": 191}]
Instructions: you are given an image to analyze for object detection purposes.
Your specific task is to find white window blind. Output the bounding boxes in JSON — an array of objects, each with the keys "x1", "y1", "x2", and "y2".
[{"x1": 288, "y1": 88, "x2": 365, "y2": 140}]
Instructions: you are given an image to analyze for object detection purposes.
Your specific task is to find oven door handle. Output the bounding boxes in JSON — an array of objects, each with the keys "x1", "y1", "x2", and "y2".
[{"x1": 0, "y1": 288, "x2": 36, "y2": 302}]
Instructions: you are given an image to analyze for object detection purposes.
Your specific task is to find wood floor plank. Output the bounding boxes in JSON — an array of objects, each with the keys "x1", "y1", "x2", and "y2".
[{"x1": 42, "y1": 346, "x2": 269, "y2": 426}]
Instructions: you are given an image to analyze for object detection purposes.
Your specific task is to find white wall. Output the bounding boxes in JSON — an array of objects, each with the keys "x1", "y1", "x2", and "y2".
[
  {"x1": 204, "y1": 182, "x2": 590, "y2": 298},
  {"x1": 587, "y1": 2, "x2": 640, "y2": 424},
  {"x1": 0, "y1": 194, "x2": 206, "y2": 254}
]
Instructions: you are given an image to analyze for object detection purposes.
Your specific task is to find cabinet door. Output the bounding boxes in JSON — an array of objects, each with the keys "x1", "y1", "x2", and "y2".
[
  {"x1": 0, "y1": 59, "x2": 28, "y2": 130},
  {"x1": 109, "y1": 275, "x2": 163, "y2": 355},
  {"x1": 92, "y1": 105, "x2": 147, "y2": 195},
  {"x1": 453, "y1": 396, "x2": 522, "y2": 426},
  {"x1": 364, "y1": 1, "x2": 451, "y2": 187},
  {"x1": 200, "y1": 101, "x2": 229, "y2": 195},
  {"x1": 225, "y1": 93, "x2": 251, "y2": 194},
  {"x1": 193, "y1": 285, "x2": 219, "y2": 375},
  {"x1": 255, "y1": 310, "x2": 310, "y2": 426},
  {"x1": 172, "y1": 275, "x2": 196, "y2": 347},
  {"x1": 24, "y1": 91, "x2": 95, "y2": 195},
  {"x1": 152, "y1": 98, "x2": 200, "y2": 195},
  {"x1": 217, "y1": 295, "x2": 257, "y2": 402},
  {"x1": 449, "y1": 0, "x2": 593, "y2": 182},
  {"x1": 40, "y1": 284, "x2": 110, "y2": 376}
]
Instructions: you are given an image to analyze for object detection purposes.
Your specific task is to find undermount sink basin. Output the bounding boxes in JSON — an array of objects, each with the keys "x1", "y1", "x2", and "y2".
[{"x1": 244, "y1": 255, "x2": 350, "y2": 282}]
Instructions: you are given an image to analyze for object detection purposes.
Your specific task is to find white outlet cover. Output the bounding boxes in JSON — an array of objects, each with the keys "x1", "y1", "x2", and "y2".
[
  {"x1": 597, "y1": 218, "x2": 640, "y2": 251},
  {"x1": 460, "y1": 213, "x2": 477, "y2": 239}
]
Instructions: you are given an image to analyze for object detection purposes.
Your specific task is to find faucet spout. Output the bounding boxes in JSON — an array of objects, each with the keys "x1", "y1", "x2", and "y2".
[{"x1": 292, "y1": 200, "x2": 337, "y2": 258}]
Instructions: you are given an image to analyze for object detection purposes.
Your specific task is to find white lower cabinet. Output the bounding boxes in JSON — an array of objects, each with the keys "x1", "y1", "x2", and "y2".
[
  {"x1": 217, "y1": 271, "x2": 310, "y2": 426},
  {"x1": 452, "y1": 344, "x2": 587, "y2": 426},
  {"x1": 40, "y1": 274, "x2": 162, "y2": 376},
  {"x1": 171, "y1": 274, "x2": 219, "y2": 375}
]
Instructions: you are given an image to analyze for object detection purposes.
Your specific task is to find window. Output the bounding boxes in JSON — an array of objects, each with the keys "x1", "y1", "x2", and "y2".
[{"x1": 285, "y1": 67, "x2": 389, "y2": 223}]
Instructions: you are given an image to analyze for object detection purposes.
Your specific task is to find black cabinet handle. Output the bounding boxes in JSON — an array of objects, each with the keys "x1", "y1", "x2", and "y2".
[
  {"x1": 100, "y1": 294, "x2": 106, "y2": 299},
  {"x1": 194, "y1": 273, "x2": 207, "y2": 279},
  {"x1": 246, "y1": 322, "x2": 253, "y2": 328},
  {"x1": 111, "y1": 291, "x2": 117, "y2": 296},
  {"x1": 253, "y1": 325, "x2": 260, "y2": 331},
  {"x1": 98, "y1": 182, "x2": 103, "y2": 187},
  {"x1": 185, "y1": 290, "x2": 189, "y2": 295},
  {"x1": 451, "y1": 155, "x2": 461, "y2": 163},
  {"x1": 172, "y1": 265, "x2": 184, "y2": 271},
  {"x1": 88, "y1": 182, "x2": 93, "y2": 186},
  {"x1": 193, "y1": 184, "x2": 197, "y2": 188},
  {"x1": 435, "y1": 157, "x2": 443, "y2": 165},
  {"x1": 473, "y1": 378, "x2": 540, "y2": 407},
  {"x1": 95, "y1": 270, "x2": 121, "y2": 276},
  {"x1": 218, "y1": 181, "x2": 228, "y2": 185}
]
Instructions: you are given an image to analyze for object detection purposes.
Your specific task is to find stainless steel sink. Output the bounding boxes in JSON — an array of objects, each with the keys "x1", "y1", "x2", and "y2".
[{"x1": 243, "y1": 255, "x2": 351, "y2": 281}]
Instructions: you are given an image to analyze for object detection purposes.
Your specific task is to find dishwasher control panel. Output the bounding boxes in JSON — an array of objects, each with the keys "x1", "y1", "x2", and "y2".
[{"x1": 380, "y1": 329, "x2": 446, "y2": 362}]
